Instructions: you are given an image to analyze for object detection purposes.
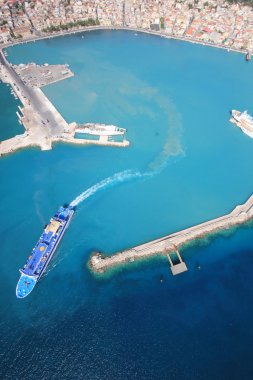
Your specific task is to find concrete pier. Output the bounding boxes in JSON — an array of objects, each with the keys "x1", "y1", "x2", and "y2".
[
  {"x1": 13, "y1": 63, "x2": 74, "y2": 88},
  {"x1": 166, "y1": 246, "x2": 188, "y2": 275},
  {"x1": 0, "y1": 50, "x2": 130, "y2": 156},
  {"x1": 90, "y1": 194, "x2": 253, "y2": 274}
]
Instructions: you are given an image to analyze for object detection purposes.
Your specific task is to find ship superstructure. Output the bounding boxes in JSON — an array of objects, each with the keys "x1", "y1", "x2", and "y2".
[
  {"x1": 230, "y1": 110, "x2": 253, "y2": 138},
  {"x1": 16, "y1": 206, "x2": 74, "y2": 298},
  {"x1": 76, "y1": 123, "x2": 126, "y2": 136}
]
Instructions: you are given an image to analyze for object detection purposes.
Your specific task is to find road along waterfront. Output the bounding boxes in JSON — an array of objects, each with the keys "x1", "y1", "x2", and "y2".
[
  {"x1": 0, "y1": 47, "x2": 129, "y2": 156},
  {"x1": 1, "y1": 26, "x2": 249, "y2": 56}
]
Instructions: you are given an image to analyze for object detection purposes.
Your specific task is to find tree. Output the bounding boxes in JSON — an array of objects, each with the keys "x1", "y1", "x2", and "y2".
[{"x1": 160, "y1": 17, "x2": 165, "y2": 29}]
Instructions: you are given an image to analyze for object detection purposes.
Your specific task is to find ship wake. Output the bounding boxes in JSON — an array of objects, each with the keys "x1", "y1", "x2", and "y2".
[{"x1": 70, "y1": 169, "x2": 152, "y2": 207}]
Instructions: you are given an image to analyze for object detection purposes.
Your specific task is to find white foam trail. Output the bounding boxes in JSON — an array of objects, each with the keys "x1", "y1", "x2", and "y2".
[
  {"x1": 70, "y1": 169, "x2": 151, "y2": 207},
  {"x1": 69, "y1": 100, "x2": 184, "y2": 209}
]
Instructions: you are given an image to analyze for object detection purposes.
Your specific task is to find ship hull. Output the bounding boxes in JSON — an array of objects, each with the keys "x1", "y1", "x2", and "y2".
[
  {"x1": 37, "y1": 209, "x2": 74, "y2": 280},
  {"x1": 76, "y1": 128, "x2": 125, "y2": 136},
  {"x1": 16, "y1": 274, "x2": 37, "y2": 299},
  {"x1": 240, "y1": 126, "x2": 253, "y2": 138},
  {"x1": 231, "y1": 110, "x2": 253, "y2": 139},
  {"x1": 16, "y1": 206, "x2": 74, "y2": 298}
]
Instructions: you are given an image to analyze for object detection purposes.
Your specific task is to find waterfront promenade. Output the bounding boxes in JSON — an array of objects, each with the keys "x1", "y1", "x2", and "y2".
[
  {"x1": 1, "y1": 26, "x2": 249, "y2": 56},
  {"x1": 90, "y1": 194, "x2": 253, "y2": 273}
]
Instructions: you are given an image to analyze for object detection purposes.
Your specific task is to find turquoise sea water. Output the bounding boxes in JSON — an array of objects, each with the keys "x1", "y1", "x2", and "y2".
[
  {"x1": 0, "y1": 83, "x2": 23, "y2": 141},
  {"x1": 1, "y1": 30, "x2": 253, "y2": 379}
]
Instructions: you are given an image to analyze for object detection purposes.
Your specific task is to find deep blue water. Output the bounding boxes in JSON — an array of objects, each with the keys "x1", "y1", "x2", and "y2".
[{"x1": 0, "y1": 30, "x2": 253, "y2": 379}]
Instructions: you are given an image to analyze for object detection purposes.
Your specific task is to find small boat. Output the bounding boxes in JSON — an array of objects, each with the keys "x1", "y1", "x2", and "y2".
[{"x1": 246, "y1": 52, "x2": 251, "y2": 61}]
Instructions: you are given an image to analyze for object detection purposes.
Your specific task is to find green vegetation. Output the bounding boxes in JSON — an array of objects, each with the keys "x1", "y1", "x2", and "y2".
[
  {"x1": 0, "y1": 20, "x2": 8, "y2": 26},
  {"x1": 9, "y1": 28, "x2": 15, "y2": 38},
  {"x1": 13, "y1": 33, "x2": 22, "y2": 39},
  {"x1": 42, "y1": 18, "x2": 99, "y2": 33},
  {"x1": 160, "y1": 17, "x2": 165, "y2": 29},
  {"x1": 227, "y1": 0, "x2": 253, "y2": 6}
]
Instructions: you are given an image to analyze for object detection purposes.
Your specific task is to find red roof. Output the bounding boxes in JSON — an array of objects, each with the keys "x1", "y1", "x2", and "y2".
[{"x1": 186, "y1": 27, "x2": 195, "y2": 36}]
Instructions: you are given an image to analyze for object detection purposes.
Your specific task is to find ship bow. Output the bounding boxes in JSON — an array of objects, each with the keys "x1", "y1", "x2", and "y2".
[{"x1": 16, "y1": 274, "x2": 37, "y2": 298}]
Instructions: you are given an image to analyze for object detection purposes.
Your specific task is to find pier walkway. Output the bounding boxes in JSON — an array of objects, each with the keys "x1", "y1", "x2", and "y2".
[
  {"x1": 166, "y1": 246, "x2": 188, "y2": 275},
  {"x1": 90, "y1": 194, "x2": 253, "y2": 273},
  {"x1": 0, "y1": 50, "x2": 129, "y2": 156}
]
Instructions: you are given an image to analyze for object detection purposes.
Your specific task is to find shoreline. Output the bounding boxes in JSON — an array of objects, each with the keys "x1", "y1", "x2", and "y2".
[
  {"x1": 0, "y1": 25, "x2": 247, "y2": 157},
  {"x1": 1, "y1": 26, "x2": 249, "y2": 56},
  {"x1": 2, "y1": 24, "x2": 252, "y2": 274}
]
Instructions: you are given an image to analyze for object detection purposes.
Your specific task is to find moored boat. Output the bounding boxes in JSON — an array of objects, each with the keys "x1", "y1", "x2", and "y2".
[
  {"x1": 230, "y1": 110, "x2": 253, "y2": 138},
  {"x1": 76, "y1": 123, "x2": 126, "y2": 136},
  {"x1": 16, "y1": 205, "x2": 75, "y2": 298}
]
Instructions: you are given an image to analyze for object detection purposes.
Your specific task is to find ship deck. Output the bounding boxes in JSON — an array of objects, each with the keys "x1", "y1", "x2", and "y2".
[{"x1": 16, "y1": 274, "x2": 37, "y2": 298}]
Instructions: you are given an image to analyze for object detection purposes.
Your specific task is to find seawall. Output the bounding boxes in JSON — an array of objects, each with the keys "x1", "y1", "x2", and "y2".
[{"x1": 90, "y1": 194, "x2": 253, "y2": 273}]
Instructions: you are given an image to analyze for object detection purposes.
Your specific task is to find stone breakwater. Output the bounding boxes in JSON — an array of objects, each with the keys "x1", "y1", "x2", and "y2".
[{"x1": 90, "y1": 194, "x2": 253, "y2": 273}]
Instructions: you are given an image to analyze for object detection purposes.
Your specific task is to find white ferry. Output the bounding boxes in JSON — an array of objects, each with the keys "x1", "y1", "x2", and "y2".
[
  {"x1": 231, "y1": 110, "x2": 253, "y2": 139},
  {"x1": 76, "y1": 123, "x2": 126, "y2": 136}
]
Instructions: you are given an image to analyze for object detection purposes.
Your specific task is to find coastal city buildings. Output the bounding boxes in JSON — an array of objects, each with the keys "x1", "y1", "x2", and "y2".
[{"x1": 0, "y1": 0, "x2": 253, "y2": 50}]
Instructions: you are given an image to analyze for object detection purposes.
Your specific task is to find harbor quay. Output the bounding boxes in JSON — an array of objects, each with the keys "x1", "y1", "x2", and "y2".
[
  {"x1": 0, "y1": 25, "x2": 250, "y2": 158},
  {"x1": 90, "y1": 194, "x2": 253, "y2": 274},
  {"x1": 0, "y1": 49, "x2": 129, "y2": 157},
  {"x1": 13, "y1": 62, "x2": 74, "y2": 88}
]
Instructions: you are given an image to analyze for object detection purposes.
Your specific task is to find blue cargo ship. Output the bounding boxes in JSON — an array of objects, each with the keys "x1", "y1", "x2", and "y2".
[{"x1": 16, "y1": 206, "x2": 75, "y2": 299}]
